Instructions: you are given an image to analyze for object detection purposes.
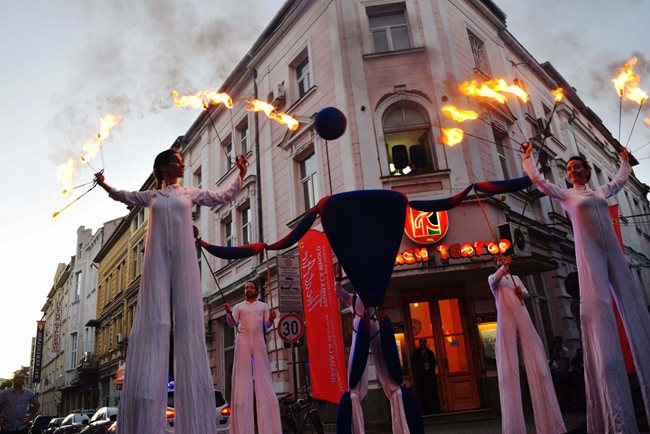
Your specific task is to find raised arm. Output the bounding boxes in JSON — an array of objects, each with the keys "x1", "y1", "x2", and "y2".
[
  {"x1": 192, "y1": 155, "x2": 247, "y2": 206},
  {"x1": 521, "y1": 143, "x2": 566, "y2": 201},
  {"x1": 95, "y1": 172, "x2": 153, "y2": 208},
  {"x1": 488, "y1": 265, "x2": 509, "y2": 291},
  {"x1": 601, "y1": 148, "x2": 631, "y2": 198}
]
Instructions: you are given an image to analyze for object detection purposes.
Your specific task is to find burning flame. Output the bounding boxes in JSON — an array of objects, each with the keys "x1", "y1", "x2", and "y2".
[
  {"x1": 459, "y1": 81, "x2": 506, "y2": 104},
  {"x1": 441, "y1": 105, "x2": 478, "y2": 122},
  {"x1": 551, "y1": 87, "x2": 564, "y2": 102},
  {"x1": 625, "y1": 85, "x2": 648, "y2": 105},
  {"x1": 171, "y1": 90, "x2": 234, "y2": 110},
  {"x1": 245, "y1": 99, "x2": 299, "y2": 131},
  {"x1": 459, "y1": 79, "x2": 529, "y2": 104},
  {"x1": 440, "y1": 128, "x2": 464, "y2": 146},
  {"x1": 81, "y1": 113, "x2": 122, "y2": 163},
  {"x1": 644, "y1": 117, "x2": 650, "y2": 127},
  {"x1": 612, "y1": 57, "x2": 639, "y2": 97},
  {"x1": 56, "y1": 158, "x2": 77, "y2": 197}
]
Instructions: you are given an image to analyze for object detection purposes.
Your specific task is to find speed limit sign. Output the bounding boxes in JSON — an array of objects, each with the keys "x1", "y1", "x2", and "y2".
[{"x1": 278, "y1": 313, "x2": 305, "y2": 344}]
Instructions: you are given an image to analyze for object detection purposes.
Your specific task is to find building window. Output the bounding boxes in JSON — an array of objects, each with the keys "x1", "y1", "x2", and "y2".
[
  {"x1": 240, "y1": 205, "x2": 252, "y2": 245},
  {"x1": 367, "y1": 3, "x2": 411, "y2": 53},
  {"x1": 193, "y1": 167, "x2": 202, "y2": 188},
  {"x1": 492, "y1": 126, "x2": 510, "y2": 179},
  {"x1": 467, "y1": 30, "x2": 490, "y2": 74},
  {"x1": 237, "y1": 120, "x2": 249, "y2": 155},
  {"x1": 222, "y1": 215, "x2": 234, "y2": 250},
  {"x1": 383, "y1": 101, "x2": 436, "y2": 176},
  {"x1": 295, "y1": 55, "x2": 312, "y2": 99},
  {"x1": 133, "y1": 209, "x2": 145, "y2": 231},
  {"x1": 70, "y1": 333, "x2": 78, "y2": 370},
  {"x1": 222, "y1": 135, "x2": 233, "y2": 173},
  {"x1": 299, "y1": 152, "x2": 320, "y2": 212},
  {"x1": 74, "y1": 271, "x2": 82, "y2": 302}
]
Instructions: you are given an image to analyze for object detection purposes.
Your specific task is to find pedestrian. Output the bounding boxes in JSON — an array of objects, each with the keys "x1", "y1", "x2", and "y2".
[
  {"x1": 488, "y1": 255, "x2": 565, "y2": 434},
  {"x1": 522, "y1": 143, "x2": 650, "y2": 433},
  {"x1": 410, "y1": 339, "x2": 441, "y2": 415},
  {"x1": 95, "y1": 148, "x2": 247, "y2": 434},
  {"x1": 0, "y1": 372, "x2": 40, "y2": 434},
  {"x1": 225, "y1": 280, "x2": 282, "y2": 434}
]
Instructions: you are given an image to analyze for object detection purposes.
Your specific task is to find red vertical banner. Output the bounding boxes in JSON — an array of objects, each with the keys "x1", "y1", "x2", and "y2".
[
  {"x1": 299, "y1": 229, "x2": 348, "y2": 403},
  {"x1": 609, "y1": 204, "x2": 635, "y2": 374}
]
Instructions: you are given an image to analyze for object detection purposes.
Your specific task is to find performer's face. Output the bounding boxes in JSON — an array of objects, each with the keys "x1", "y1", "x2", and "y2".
[
  {"x1": 244, "y1": 281, "x2": 257, "y2": 298},
  {"x1": 566, "y1": 160, "x2": 589, "y2": 186},
  {"x1": 163, "y1": 153, "x2": 185, "y2": 178}
]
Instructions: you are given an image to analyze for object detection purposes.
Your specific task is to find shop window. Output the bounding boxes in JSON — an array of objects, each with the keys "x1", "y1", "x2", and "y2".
[
  {"x1": 467, "y1": 30, "x2": 490, "y2": 75},
  {"x1": 383, "y1": 102, "x2": 436, "y2": 176},
  {"x1": 367, "y1": 3, "x2": 411, "y2": 53}
]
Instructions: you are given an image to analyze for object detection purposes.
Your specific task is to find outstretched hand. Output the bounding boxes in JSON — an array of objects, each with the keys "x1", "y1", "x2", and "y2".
[
  {"x1": 520, "y1": 142, "x2": 533, "y2": 159},
  {"x1": 269, "y1": 309, "x2": 277, "y2": 322},
  {"x1": 620, "y1": 147, "x2": 629, "y2": 162},
  {"x1": 236, "y1": 154, "x2": 248, "y2": 179},
  {"x1": 95, "y1": 172, "x2": 105, "y2": 185}
]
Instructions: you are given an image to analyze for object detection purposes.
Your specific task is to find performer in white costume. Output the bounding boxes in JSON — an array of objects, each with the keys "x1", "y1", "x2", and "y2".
[
  {"x1": 334, "y1": 265, "x2": 410, "y2": 434},
  {"x1": 225, "y1": 281, "x2": 282, "y2": 434},
  {"x1": 488, "y1": 255, "x2": 566, "y2": 434},
  {"x1": 522, "y1": 143, "x2": 650, "y2": 434},
  {"x1": 96, "y1": 149, "x2": 246, "y2": 434}
]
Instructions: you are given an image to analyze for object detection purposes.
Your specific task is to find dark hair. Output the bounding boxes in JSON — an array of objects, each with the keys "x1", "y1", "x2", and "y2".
[
  {"x1": 567, "y1": 155, "x2": 591, "y2": 181},
  {"x1": 245, "y1": 280, "x2": 259, "y2": 296},
  {"x1": 153, "y1": 149, "x2": 181, "y2": 189}
]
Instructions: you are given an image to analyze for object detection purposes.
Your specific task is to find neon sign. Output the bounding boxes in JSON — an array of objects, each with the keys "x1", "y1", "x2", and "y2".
[
  {"x1": 404, "y1": 206, "x2": 448, "y2": 244},
  {"x1": 395, "y1": 238, "x2": 512, "y2": 265}
]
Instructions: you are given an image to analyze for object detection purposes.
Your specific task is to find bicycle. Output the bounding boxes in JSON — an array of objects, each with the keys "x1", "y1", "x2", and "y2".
[{"x1": 279, "y1": 386, "x2": 324, "y2": 434}]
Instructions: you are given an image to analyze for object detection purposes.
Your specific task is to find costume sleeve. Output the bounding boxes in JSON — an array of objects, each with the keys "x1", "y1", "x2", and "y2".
[
  {"x1": 227, "y1": 305, "x2": 239, "y2": 329},
  {"x1": 488, "y1": 266, "x2": 508, "y2": 291},
  {"x1": 108, "y1": 187, "x2": 153, "y2": 208},
  {"x1": 263, "y1": 303, "x2": 272, "y2": 329},
  {"x1": 191, "y1": 175, "x2": 242, "y2": 207},
  {"x1": 523, "y1": 157, "x2": 566, "y2": 201},
  {"x1": 335, "y1": 281, "x2": 353, "y2": 307},
  {"x1": 601, "y1": 158, "x2": 630, "y2": 198}
]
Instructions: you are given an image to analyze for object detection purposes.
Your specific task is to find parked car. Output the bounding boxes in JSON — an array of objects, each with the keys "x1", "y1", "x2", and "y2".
[
  {"x1": 106, "y1": 386, "x2": 231, "y2": 434},
  {"x1": 43, "y1": 417, "x2": 64, "y2": 434},
  {"x1": 80, "y1": 407, "x2": 118, "y2": 434},
  {"x1": 29, "y1": 415, "x2": 56, "y2": 434},
  {"x1": 53, "y1": 412, "x2": 91, "y2": 434}
]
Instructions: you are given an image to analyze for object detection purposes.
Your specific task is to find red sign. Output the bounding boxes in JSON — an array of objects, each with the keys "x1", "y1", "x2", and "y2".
[
  {"x1": 404, "y1": 206, "x2": 449, "y2": 244},
  {"x1": 298, "y1": 229, "x2": 348, "y2": 404},
  {"x1": 278, "y1": 313, "x2": 305, "y2": 344}
]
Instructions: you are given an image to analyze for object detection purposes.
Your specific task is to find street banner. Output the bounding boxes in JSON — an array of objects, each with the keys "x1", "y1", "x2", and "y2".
[
  {"x1": 609, "y1": 204, "x2": 635, "y2": 374},
  {"x1": 278, "y1": 253, "x2": 303, "y2": 312},
  {"x1": 52, "y1": 299, "x2": 62, "y2": 353},
  {"x1": 32, "y1": 321, "x2": 46, "y2": 383},
  {"x1": 298, "y1": 229, "x2": 347, "y2": 403}
]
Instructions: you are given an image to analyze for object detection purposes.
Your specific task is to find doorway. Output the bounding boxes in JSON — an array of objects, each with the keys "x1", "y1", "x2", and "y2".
[{"x1": 406, "y1": 295, "x2": 480, "y2": 412}]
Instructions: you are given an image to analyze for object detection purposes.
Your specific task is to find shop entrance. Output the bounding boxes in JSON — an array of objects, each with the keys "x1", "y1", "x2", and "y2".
[{"x1": 405, "y1": 294, "x2": 480, "y2": 413}]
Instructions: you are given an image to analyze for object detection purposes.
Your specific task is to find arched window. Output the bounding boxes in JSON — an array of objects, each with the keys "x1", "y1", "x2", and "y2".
[{"x1": 382, "y1": 102, "x2": 436, "y2": 175}]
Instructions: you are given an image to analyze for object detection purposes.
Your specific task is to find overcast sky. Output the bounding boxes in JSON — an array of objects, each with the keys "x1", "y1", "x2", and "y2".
[{"x1": 1, "y1": 0, "x2": 649, "y2": 379}]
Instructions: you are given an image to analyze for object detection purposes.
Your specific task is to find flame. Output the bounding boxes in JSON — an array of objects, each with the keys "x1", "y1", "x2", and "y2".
[
  {"x1": 459, "y1": 81, "x2": 506, "y2": 104},
  {"x1": 441, "y1": 105, "x2": 478, "y2": 122},
  {"x1": 245, "y1": 99, "x2": 299, "y2": 131},
  {"x1": 625, "y1": 85, "x2": 648, "y2": 105},
  {"x1": 551, "y1": 87, "x2": 564, "y2": 102},
  {"x1": 171, "y1": 90, "x2": 234, "y2": 110},
  {"x1": 612, "y1": 57, "x2": 639, "y2": 97},
  {"x1": 645, "y1": 117, "x2": 650, "y2": 127},
  {"x1": 440, "y1": 128, "x2": 464, "y2": 146},
  {"x1": 490, "y1": 79, "x2": 529, "y2": 102},
  {"x1": 81, "y1": 113, "x2": 122, "y2": 163},
  {"x1": 56, "y1": 158, "x2": 77, "y2": 197}
]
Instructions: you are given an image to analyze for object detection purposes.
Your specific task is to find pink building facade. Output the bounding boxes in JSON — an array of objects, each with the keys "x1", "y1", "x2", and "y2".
[{"x1": 179, "y1": 0, "x2": 650, "y2": 427}]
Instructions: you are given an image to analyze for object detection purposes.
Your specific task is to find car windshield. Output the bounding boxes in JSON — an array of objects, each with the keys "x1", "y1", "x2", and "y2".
[
  {"x1": 61, "y1": 415, "x2": 73, "y2": 426},
  {"x1": 90, "y1": 410, "x2": 104, "y2": 422}
]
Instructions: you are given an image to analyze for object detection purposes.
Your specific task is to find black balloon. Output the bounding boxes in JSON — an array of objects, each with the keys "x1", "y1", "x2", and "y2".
[{"x1": 314, "y1": 107, "x2": 347, "y2": 140}]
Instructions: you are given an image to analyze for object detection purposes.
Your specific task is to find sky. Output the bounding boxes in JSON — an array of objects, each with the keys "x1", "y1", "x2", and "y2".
[{"x1": 0, "y1": 0, "x2": 649, "y2": 379}]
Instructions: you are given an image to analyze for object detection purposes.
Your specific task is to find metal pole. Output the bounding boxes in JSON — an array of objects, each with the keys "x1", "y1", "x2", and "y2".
[{"x1": 292, "y1": 342, "x2": 298, "y2": 400}]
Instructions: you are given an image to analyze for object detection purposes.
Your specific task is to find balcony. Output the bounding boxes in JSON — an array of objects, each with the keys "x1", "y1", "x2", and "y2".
[{"x1": 77, "y1": 352, "x2": 99, "y2": 377}]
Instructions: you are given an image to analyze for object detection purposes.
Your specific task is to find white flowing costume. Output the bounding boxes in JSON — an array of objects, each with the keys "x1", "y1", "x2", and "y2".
[
  {"x1": 109, "y1": 177, "x2": 242, "y2": 434},
  {"x1": 488, "y1": 267, "x2": 566, "y2": 434},
  {"x1": 226, "y1": 300, "x2": 282, "y2": 434},
  {"x1": 335, "y1": 282, "x2": 410, "y2": 434},
  {"x1": 524, "y1": 157, "x2": 650, "y2": 433}
]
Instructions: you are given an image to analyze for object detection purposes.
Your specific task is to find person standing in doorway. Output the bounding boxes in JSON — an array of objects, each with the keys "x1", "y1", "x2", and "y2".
[
  {"x1": 0, "y1": 372, "x2": 40, "y2": 434},
  {"x1": 225, "y1": 281, "x2": 282, "y2": 434},
  {"x1": 488, "y1": 255, "x2": 566, "y2": 434},
  {"x1": 410, "y1": 338, "x2": 441, "y2": 415}
]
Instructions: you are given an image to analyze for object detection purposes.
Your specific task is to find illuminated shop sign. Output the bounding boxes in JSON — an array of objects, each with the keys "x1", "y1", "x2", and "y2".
[
  {"x1": 404, "y1": 206, "x2": 448, "y2": 245},
  {"x1": 395, "y1": 238, "x2": 512, "y2": 265}
]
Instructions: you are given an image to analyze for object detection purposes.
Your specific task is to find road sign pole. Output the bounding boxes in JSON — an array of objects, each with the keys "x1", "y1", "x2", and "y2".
[{"x1": 292, "y1": 342, "x2": 298, "y2": 399}]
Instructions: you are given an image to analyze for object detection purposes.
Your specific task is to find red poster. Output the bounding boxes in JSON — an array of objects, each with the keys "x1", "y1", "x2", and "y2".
[
  {"x1": 299, "y1": 229, "x2": 348, "y2": 403},
  {"x1": 609, "y1": 204, "x2": 635, "y2": 374}
]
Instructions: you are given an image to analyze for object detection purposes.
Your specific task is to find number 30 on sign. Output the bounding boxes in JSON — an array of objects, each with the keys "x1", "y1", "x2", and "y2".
[{"x1": 278, "y1": 313, "x2": 305, "y2": 344}]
